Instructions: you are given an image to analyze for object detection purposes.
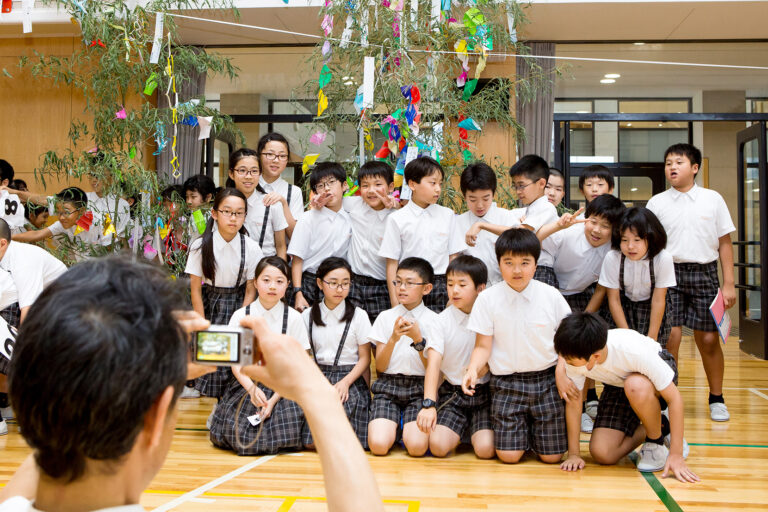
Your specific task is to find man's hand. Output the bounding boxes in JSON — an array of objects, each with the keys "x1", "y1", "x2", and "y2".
[
  {"x1": 556, "y1": 207, "x2": 586, "y2": 230},
  {"x1": 173, "y1": 310, "x2": 217, "y2": 380},
  {"x1": 662, "y1": 454, "x2": 700, "y2": 483}
]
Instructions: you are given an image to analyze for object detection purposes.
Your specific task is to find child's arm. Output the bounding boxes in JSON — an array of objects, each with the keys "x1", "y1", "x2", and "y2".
[
  {"x1": 585, "y1": 284, "x2": 607, "y2": 313},
  {"x1": 462, "y1": 333, "x2": 492, "y2": 395},
  {"x1": 263, "y1": 193, "x2": 298, "y2": 238},
  {"x1": 536, "y1": 207, "x2": 586, "y2": 241},
  {"x1": 607, "y1": 288, "x2": 629, "y2": 329},
  {"x1": 7, "y1": 188, "x2": 49, "y2": 207},
  {"x1": 12, "y1": 227, "x2": 52, "y2": 243},
  {"x1": 718, "y1": 234, "x2": 736, "y2": 309},
  {"x1": 189, "y1": 275, "x2": 205, "y2": 317},
  {"x1": 374, "y1": 317, "x2": 409, "y2": 373},
  {"x1": 274, "y1": 229, "x2": 287, "y2": 261},
  {"x1": 242, "y1": 279, "x2": 256, "y2": 308},
  {"x1": 335, "y1": 343, "x2": 371, "y2": 403},
  {"x1": 291, "y1": 255, "x2": 309, "y2": 311},
  {"x1": 232, "y1": 365, "x2": 267, "y2": 407},
  {"x1": 385, "y1": 258, "x2": 399, "y2": 307},
  {"x1": 560, "y1": 395, "x2": 585, "y2": 471},
  {"x1": 659, "y1": 382, "x2": 700, "y2": 483},
  {"x1": 417, "y1": 348, "x2": 443, "y2": 434},
  {"x1": 465, "y1": 221, "x2": 511, "y2": 246},
  {"x1": 647, "y1": 287, "x2": 668, "y2": 341}
]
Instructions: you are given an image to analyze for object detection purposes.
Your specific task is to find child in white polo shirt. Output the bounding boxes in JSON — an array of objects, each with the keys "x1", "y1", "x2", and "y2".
[
  {"x1": 463, "y1": 229, "x2": 572, "y2": 464},
  {"x1": 647, "y1": 143, "x2": 736, "y2": 422}
]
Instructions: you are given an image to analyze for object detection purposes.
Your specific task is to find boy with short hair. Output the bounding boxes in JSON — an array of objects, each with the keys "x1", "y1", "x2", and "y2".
[
  {"x1": 183, "y1": 174, "x2": 216, "y2": 210},
  {"x1": 555, "y1": 312, "x2": 697, "y2": 483},
  {"x1": 379, "y1": 157, "x2": 464, "y2": 313},
  {"x1": 647, "y1": 143, "x2": 736, "y2": 422},
  {"x1": 463, "y1": 229, "x2": 572, "y2": 464},
  {"x1": 289, "y1": 162, "x2": 351, "y2": 311},
  {"x1": 368, "y1": 257, "x2": 441, "y2": 457},
  {"x1": 417, "y1": 255, "x2": 494, "y2": 459},
  {"x1": 509, "y1": 154, "x2": 559, "y2": 232},
  {"x1": 579, "y1": 165, "x2": 615, "y2": 206},
  {"x1": 86, "y1": 171, "x2": 131, "y2": 246}
]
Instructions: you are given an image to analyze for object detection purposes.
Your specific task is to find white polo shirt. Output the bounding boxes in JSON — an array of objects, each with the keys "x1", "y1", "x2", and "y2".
[
  {"x1": 301, "y1": 301, "x2": 372, "y2": 366},
  {"x1": 229, "y1": 299, "x2": 310, "y2": 349},
  {"x1": 185, "y1": 230, "x2": 264, "y2": 287},
  {"x1": 427, "y1": 305, "x2": 490, "y2": 386},
  {"x1": 343, "y1": 196, "x2": 393, "y2": 280},
  {"x1": 368, "y1": 302, "x2": 440, "y2": 376},
  {"x1": 454, "y1": 203, "x2": 521, "y2": 285},
  {"x1": 599, "y1": 249, "x2": 676, "y2": 302},
  {"x1": 521, "y1": 195, "x2": 559, "y2": 233},
  {"x1": 0, "y1": 241, "x2": 66, "y2": 308},
  {"x1": 244, "y1": 191, "x2": 288, "y2": 257},
  {"x1": 0, "y1": 270, "x2": 18, "y2": 311},
  {"x1": 565, "y1": 329, "x2": 675, "y2": 391},
  {"x1": 647, "y1": 185, "x2": 735, "y2": 264},
  {"x1": 48, "y1": 220, "x2": 102, "y2": 261},
  {"x1": 287, "y1": 206, "x2": 351, "y2": 274},
  {"x1": 540, "y1": 223, "x2": 611, "y2": 296},
  {"x1": 260, "y1": 177, "x2": 305, "y2": 223},
  {"x1": 468, "y1": 279, "x2": 571, "y2": 375},
  {"x1": 378, "y1": 200, "x2": 464, "y2": 274},
  {"x1": 86, "y1": 192, "x2": 131, "y2": 245}
]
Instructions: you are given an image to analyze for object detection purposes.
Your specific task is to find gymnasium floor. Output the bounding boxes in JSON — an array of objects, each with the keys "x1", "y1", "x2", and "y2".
[{"x1": 2, "y1": 336, "x2": 768, "y2": 511}]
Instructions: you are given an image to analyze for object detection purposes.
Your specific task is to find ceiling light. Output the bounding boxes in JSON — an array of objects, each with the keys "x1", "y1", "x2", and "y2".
[
  {"x1": 634, "y1": 42, "x2": 645, "y2": 46},
  {"x1": 658, "y1": 123, "x2": 663, "y2": 127},
  {"x1": 600, "y1": 79, "x2": 615, "y2": 84},
  {"x1": 630, "y1": 187, "x2": 638, "y2": 192},
  {"x1": 627, "y1": 123, "x2": 632, "y2": 127},
  {"x1": 604, "y1": 73, "x2": 621, "y2": 79}
]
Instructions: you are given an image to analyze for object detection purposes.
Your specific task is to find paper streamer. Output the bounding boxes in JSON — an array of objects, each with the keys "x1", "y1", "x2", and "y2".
[
  {"x1": 317, "y1": 89, "x2": 328, "y2": 116},
  {"x1": 310, "y1": 131, "x2": 327, "y2": 145},
  {"x1": 197, "y1": 116, "x2": 213, "y2": 140},
  {"x1": 192, "y1": 209, "x2": 207, "y2": 234},
  {"x1": 318, "y1": 64, "x2": 332, "y2": 88},
  {"x1": 21, "y1": 0, "x2": 33, "y2": 33},
  {"x1": 458, "y1": 118, "x2": 481, "y2": 131},
  {"x1": 302, "y1": 153, "x2": 320, "y2": 174},
  {"x1": 150, "y1": 14, "x2": 164, "y2": 64},
  {"x1": 362, "y1": 56, "x2": 374, "y2": 108},
  {"x1": 143, "y1": 72, "x2": 159, "y2": 95},
  {"x1": 340, "y1": 14, "x2": 354, "y2": 48},
  {"x1": 115, "y1": 107, "x2": 127, "y2": 119},
  {"x1": 463, "y1": 79, "x2": 478, "y2": 101}
]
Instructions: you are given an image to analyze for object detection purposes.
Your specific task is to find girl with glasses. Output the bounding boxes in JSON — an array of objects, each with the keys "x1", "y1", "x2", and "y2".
[{"x1": 257, "y1": 133, "x2": 304, "y2": 238}]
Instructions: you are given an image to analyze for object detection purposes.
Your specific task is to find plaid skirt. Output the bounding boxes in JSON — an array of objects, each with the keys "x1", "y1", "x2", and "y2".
[
  {"x1": 533, "y1": 265, "x2": 560, "y2": 289},
  {"x1": 210, "y1": 377, "x2": 304, "y2": 455},
  {"x1": 370, "y1": 373, "x2": 424, "y2": 426},
  {"x1": 301, "y1": 364, "x2": 370, "y2": 449},
  {"x1": 669, "y1": 261, "x2": 719, "y2": 332},
  {"x1": 621, "y1": 294, "x2": 671, "y2": 349},
  {"x1": 349, "y1": 273, "x2": 391, "y2": 323},
  {"x1": 0, "y1": 302, "x2": 21, "y2": 329},
  {"x1": 194, "y1": 284, "x2": 246, "y2": 398},
  {"x1": 424, "y1": 274, "x2": 448, "y2": 314},
  {"x1": 437, "y1": 381, "x2": 492, "y2": 439},
  {"x1": 564, "y1": 283, "x2": 613, "y2": 325}
]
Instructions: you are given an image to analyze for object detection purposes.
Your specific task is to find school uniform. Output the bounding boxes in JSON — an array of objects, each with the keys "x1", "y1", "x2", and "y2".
[
  {"x1": 520, "y1": 195, "x2": 559, "y2": 233},
  {"x1": 287, "y1": 206, "x2": 351, "y2": 306},
  {"x1": 259, "y1": 177, "x2": 304, "y2": 223},
  {"x1": 368, "y1": 303, "x2": 440, "y2": 428},
  {"x1": 426, "y1": 305, "x2": 492, "y2": 440},
  {"x1": 344, "y1": 196, "x2": 394, "y2": 322},
  {"x1": 599, "y1": 249, "x2": 676, "y2": 348},
  {"x1": 565, "y1": 329, "x2": 678, "y2": 437},
  {"x1": 209, "y1": 300, "x2": 310, "y2": 455},
  {"x1": 454, "y1": 203, "x2": 520, "y2": 285},
  {"x1": 301, "y1": 301, "x2": 372, "y2": 447},
  {"x1": 378, "y1": 201, "x2": 465, "y2": 313},
  {"x1": 48, "y1": 220, "x2": 102, "y2": 262},
  {"x1": 244, "y1": 191, "x2": 288, "y2": 256},
  {"x1": 185, "y1": 230, "x2": 264, "y2": 397},
  {"x1": 647, "y1": 185, "x2": 735, "y2": 332},
  {"x1": 86, "y1": 192, "x2": 131, "y2": 246},
  {"x1": 468, "y1": 279, "x2": 571, "y2": 455}
]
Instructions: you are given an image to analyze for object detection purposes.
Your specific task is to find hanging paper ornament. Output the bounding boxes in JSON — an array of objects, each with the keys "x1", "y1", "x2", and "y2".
[
  {"x1": 321, "y1": 14, "x2": 333, "y2": 36},
  {"x1": 317, "y1": 89, "x2": 328, "y2": 116},
  {"x1": 310, "y1": 131, "x2": 327, "y2": 145},
  {"x1": 89, "y1": 39, "x2": 106, "y2": 48},
  {"x1": 143, "y1": 72, "x2": 159, "y2": 95},
  {"x1": 302, "y1": 153, "x2": 320, "y2": 174},
  {"x1": 344, "y1": 177, "x2": 359, "y2": 197},
  {"x1": 322, "y1": 40, "x2": 332, "y2": 61},
  {"x1": 115, "y1": 107, "x2": 127, "y2": 119},
  {"x1": 354, "y1": 86, "x2": 365, "y2": 114},
  {"x1": 192, "y1": 209, "x2": 207, "y2": 234},
  {"x1": 463, "y1": 8, "x2": 485, "y2": 35},
  {"x1": 153, "y1": 122, "x2": 168, "y2": 156},
  {"x1": 181, "y1": 115, "x2": 198, "y2": 127},
  {"x1": 462, "y1": 149, "x2": 473, "y2": 162},
  {"x1": 129, "y1": 147, "x2": 137, "y2": 159},
  {"x1": 458, "y1": 118, "x2": 482, "y2": 131},
  {"x1": 463, "y1": 79, "x2": 478, "y2": 101},
  {"x1": 318, "y1": 64, "x2": 332, "y2": 88},
  {"x1": 375, "y1": 142, "x2": 391, "y2": 160},
  {"x1": 74, "y1": 211, "x2": 93, "y2": 235},
  {"x1": 103, "y1": 214, "x2": 116, "y2": 237},
  {"x1": 394, "y1": 174, "x2": 403, "y2": 188}
]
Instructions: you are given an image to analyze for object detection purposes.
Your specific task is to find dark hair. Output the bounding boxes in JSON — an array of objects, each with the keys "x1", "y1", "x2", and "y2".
[
  {"x1": 309, "y1": 162, "x2": 347, "y2": 192},
  {"x1": 509, "y1": 154, "x2": 549, "y2": 183},
  {"x1": 199, "y1": 188, "x2": 248, "y2": 283},
  {"x1": 460, "y1": 162, "x2": 497, "y2": 195},
  {"x1": 183, "y1": 174, "x2": 216, "y2": 202},
  {"x1": 254, "y1": 255, "x2": 291, "y2": 303},
  {"x1": 554, "y1": 312, "x2": 609, "y2": 360},
  {"x1": 9, "y1": 256, "x2": 188, "y2": 482},
  {"x1": 161, "y1": 185, "x2": 184, "y2": 203},
  {"x1": 10, "y1": 178, "x2": 27, "y2": 191},
  {"x1": 398, "y1": 257, "x2": 435, "y2": 285},
  {"x1": 311, "y1": 257, "x2": 355, "y2": 327},
  {"x1": 664, "y1": 143, "x2": 702, "y2": 168},
  {"x1": 548, "y1": 168, "x2": 564, "y2": 181},
  {"x1": 25, "y1": 202, "x2": 48, "y2": 222},
  {"x1": 55, "y1": 187, "x2": 87, "y2": 209},
  {"x1": 0, "y1": 159, "x2": 14, "y2": 183},
  {"x1": 446, "y1": 255, "x2": 488, "y2": 287},
  {"x1": 227, "y1": 148, "x2": 266, "y2": 194},
  {"x1": 585, "y1": 193, "x2": 626, "y2": 227},
  {"x1": 359, "y1": 160, "x2": 394, "y2": 185},
  {"x1": 404, "y1": 156, "x2": 444, "y2": 185},
  {"x1": 0, "y1": 218, "x2": 10, "y2": 242},
  {"x1": 256, "y1": 132, "x2": 291, "y2": 163},
  {"x1": 578, "y1": 165, "x2": 615, "y2": 191},
  {"x1": 495, "y1": 227, "x2": 541, "y2": 263},
  {"x1": 612, "y1": 207, "x2": 668, "y2": 260}
]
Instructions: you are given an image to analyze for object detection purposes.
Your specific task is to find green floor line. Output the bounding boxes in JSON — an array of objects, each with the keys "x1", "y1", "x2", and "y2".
[
  {"x1": 628, "y1": 451, "x2": 683, "y2": 512},
  {"x1": 688, "y1": 442, "x2": 768, "y2": 448}
]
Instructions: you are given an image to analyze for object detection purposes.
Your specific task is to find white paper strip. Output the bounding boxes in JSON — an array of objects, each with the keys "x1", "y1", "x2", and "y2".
[
  {"x1": 362, "y1": 56, "x2": 375, "y2": 108},
  {"x1": 22, "y1": 0, "x2": 33, "y2": 33},
  {"x1": 197, "y1": 116, "x2": 213, "y2": 140},
  {"x1": 431, "y1": 0, "x2": 441, "y2": 29},
  {"x1": 340, "y1": 15, "x2": 353, "y2": 48},
  {"x1": 360, "y1": 1, "x2": 369, "y2": 47},
  {"x1": 149, "y1": 13, "x2": 164, "y2": 64},
  {"x1": 507, "y1": 13, "x2": 517, "y2": 43}
]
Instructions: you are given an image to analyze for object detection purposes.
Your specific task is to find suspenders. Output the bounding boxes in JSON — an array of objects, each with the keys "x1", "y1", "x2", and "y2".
[
  {"x1": 245, "y1": 301, "x2": 289, "y2": 334},
  {"x1": 619, "y1": 254, "x2": 656, "y2": 294},
  {"x1": 308, "y1": 307, "x2": 353, "y2": 369},
  {"x1": 258, "y1": 206, "x2": 270, "y2": 248},
  {"x1": 234, "y1": 234, "x2": 246, "y2": 288},
  {"x1": 286, "y1": 185, "x2": 292, "y2": 209}
]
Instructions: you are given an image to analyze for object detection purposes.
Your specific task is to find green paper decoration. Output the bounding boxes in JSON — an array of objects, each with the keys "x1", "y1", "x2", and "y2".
[
  {"x1": 463, "y1": 79, "x2": 479, "y2": 101},
  {"x1": 318, "y1": 64, "x2": 332, "y2": 88}
]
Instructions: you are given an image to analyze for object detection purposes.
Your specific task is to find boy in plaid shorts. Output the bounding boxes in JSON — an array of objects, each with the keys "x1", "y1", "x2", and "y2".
[
  {"x1": 556, "y1": 312, "x2": 697, "y2": 483},
  {"x1": 417, "y1": 255, "x2": 494, "y2": 459},
  {"x1": 463, "y1": 229, "x2": 572, "y2": 464},
  {"x1": 647, "y1": 143, "x2": 736, "y2": 422},
  {"x1": 367, "y1": 257, "x2": 441, "y2": 456}
]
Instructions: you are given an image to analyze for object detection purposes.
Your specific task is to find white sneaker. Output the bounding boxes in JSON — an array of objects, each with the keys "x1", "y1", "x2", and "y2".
[
  {"x1": 205, "y1": 403, "x2": 217, "y2": 430},
  {"x1": 636, "y1": 442, "x2": 669, "y2": 472},
  {"x1": 0, "y1": 419, "x2": 7, "y2": 436},
  {"x1": 180, "y1": 386, "x2": 200, "y2": 399},
  {"x1": 664, "y1": 434, "x2": 690, "y2": 459},
  {"x1": 585, "y1": 400, "x2": 598, "y2": 420},
  {"x1": 581, "y1": 412, "x2": 594, "y2": 433},
  {"x1": 710, "y1": 402, "x2": 730, "y2": 422},
  {"x1": 1, "y1": 406, "x2": 14, "y2": 420}
]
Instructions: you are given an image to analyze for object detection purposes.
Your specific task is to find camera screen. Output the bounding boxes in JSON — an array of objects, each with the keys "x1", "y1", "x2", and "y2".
[{"x1": 195, "y1": 331, "x2": 240, "y2": 363}]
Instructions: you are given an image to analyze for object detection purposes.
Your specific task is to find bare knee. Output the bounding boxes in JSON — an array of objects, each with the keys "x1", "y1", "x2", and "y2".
[
  {"x1": 590, "y1": 444, "x2": 621, "y2": 465},
  {"x1": 624, "y1": 373, "x2": 654, "y2": 399},
  {"x1": 497, "y1": 450, "x2": 524, "y2": 464},
  {"x1": 429, "y1": 439, "x2": 453, "y2": 458},
  {"x1": 539, "y1": 453, "x2": 564, "y2": 464},
  {"x1": 403, "y1": 423, "x2": 429, "y2": 457},
  {"x1": 695, "y1": 331, "x2": 721, "y2": 353},
  {"x1": 367, "y1": 425, "x2": 396, "y2": 456},
  {"x1": 473, "y1": 443, "x2": 496, "y2": 460}
]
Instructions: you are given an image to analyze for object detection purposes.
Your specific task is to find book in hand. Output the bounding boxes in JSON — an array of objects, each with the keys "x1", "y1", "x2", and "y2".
[{"x1": 709, "y1": 288, "x2": 732, "y2": 344}]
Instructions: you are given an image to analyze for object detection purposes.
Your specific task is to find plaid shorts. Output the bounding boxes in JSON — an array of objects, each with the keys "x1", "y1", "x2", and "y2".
[
  {"x1": 370, "y1": 373, "x2": 424, "y2": 425},
  {"x1": 424, "y1": 274, "x2": 448, "y2": 314},
  {"x1": 564, "y1": 283, "x2": 613, "y2": 326},
  {"x1": 594, "y1": 350, "x2": 678, "y2": 437},
  {"x1": 534, "y1": 265, "x2": 560, "y2": 289},
  {"x1": 0, "y1": 354, "x2": 8, "y2": 375},
  {"x1": 490, "y1": 367, "x2": 567, "y2": 455},
  {"x1": 437, "y1": 381, "x2": 492, "y2": 438},
  {"x1": 302, "y1": 364, "x2": 370, "y2": 449},
  {"x1": 349, "y1": 273, "x2": 391, "y2": 323},
  {"x1": 299, "y1": 271, "x2": 321, "y2": 307},
  {"x1": 210, "y1": 379, "x2": 304, "y2": 455},
  {"x1": 0, "y1": 302, "x2": 21, "y2": 329},
  {"x1": 621, "y1": 294, "x2": 672, "y2": 349},
  {"x1": 669, "y1": 261, "x2": 719, "y2": 332}
]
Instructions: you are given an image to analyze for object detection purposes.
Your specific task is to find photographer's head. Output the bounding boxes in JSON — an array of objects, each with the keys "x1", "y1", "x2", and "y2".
[{"x1": 9, "y1": 256, "x2": 189, "y2": 487}]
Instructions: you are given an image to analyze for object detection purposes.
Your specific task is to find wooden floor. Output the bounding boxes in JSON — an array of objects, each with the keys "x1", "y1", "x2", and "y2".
[{"x1": 3, "y1": 336, "x2": 768, "y2": 511}]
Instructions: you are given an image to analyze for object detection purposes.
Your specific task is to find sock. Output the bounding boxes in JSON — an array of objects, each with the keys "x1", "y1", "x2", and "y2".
[
  {"x1": 709, "y1": 393, "x2": 725, "y2": 405},
  {"x1": 0, "y1": 393, "x2": 8, "y2": 409},
  {"x1": 660, "y1": 414, "x2": 671, "y2": 438},
  {"x1": 586, "y1": 388, "x2": 598, "y2": 403},
  {"x1": 645, "y1": 434, "x2": 664, "y2": 445},
  {"x1": 658, "y1": 396, "x2": 668, "y2": 411},
  {"x1": 582, "y1": 402, "x2": 586, "y2": 413}
]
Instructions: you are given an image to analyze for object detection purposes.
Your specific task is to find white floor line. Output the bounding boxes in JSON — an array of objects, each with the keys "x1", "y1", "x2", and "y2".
[
  {"x1": 749, "y1": 388, "x2": 768, "y2": 401},
  {"x1": 152, "y1": 455, "x2": 276, "y2": 511},
  {"x1": 678, "y1": 386, "x2": 768, "y2": 391}
]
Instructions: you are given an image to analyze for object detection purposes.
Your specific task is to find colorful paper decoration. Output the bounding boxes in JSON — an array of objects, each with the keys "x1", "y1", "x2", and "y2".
[
  {"x1": 89, "y1": 39, "x2": 106, "y2": 48},
  {"x1": 143, "y1": 72, "x2": 159, "y2": 95},
  {"x1": 318, "y1": 65, "x2": 332, "y2": 88},
  {"x1": 129, "y1": 147, "x2": 137, "y2": 159},
  {"x1": 317, "y1": 89, "x2": 328, "y2": 116},
  {"x1": 197, "y1": 116, "x2": 213, "y2": 140},
  {"x1": 192, "y1": 209, "x2": 207, "y2": 234},
  {"x1": 153, "y1": 122, "x2": 168, "y2": 156},
  {"x1": 73, "y1": 211, "x2": 93, "y2": 235},
  {"x1": 375, "y1": 142, "x2": 391, "y2": 160},
  {"x1": 310, "y1": 131, "x2": 327, "y2": 145},
  {"x1": 302, "y1": 154, "x2": 320, "y2": 174},
  {"x1": 343, "y1": 176, "x2": 359, "y2": 197},
  {"x1": 115, "y1": 107, "x2": 127, "y2": 119},
  {"x1": 463, "y1": 79, "x2": 478, "y2": 101},
  {"x1": 458, "y1": 118, "x2": 481, "y2": 131},
  {"x1": 463, "y1": 8, "x2": 485, "y2": 35},
  {"x1": 103, "y1": 214, "x2": 116, "y2": 236}
]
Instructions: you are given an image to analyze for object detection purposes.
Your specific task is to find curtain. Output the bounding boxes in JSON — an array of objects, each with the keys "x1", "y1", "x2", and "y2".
[{"x1": 515, "y1": 42, "x2": 556, "y2": 160}]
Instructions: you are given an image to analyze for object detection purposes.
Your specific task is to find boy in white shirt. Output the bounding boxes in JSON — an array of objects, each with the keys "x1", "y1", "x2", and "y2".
[
  {"x1": 417, "y1": 255, "x2": 494, "y2": 459},
  {"x1": 289, "y1": 162, "x2": 352, "y2": 312},
  {"x1": 379, "y1": 157, "x2": 464, "y2": 313},
  {"x1": 367, "y1": 257, "x2": 441, "y2": 457},
  {"x1": 647, "y1": 143, "x2": 736, "y2": 422},
  {"x1": 463, "y1": 229, "x2": 572, "y2": 464},
  {"x1": 86, "y1": 172, "x2": 130, "y2": 246},
  {"x1": 577, "y1": 165, "x2": 615, "y2": 216},
  {"x1": 556, "y1": 312, "x2": 697, "y2": 483}
]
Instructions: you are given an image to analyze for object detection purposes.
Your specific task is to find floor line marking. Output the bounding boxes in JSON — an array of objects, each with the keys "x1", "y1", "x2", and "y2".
[
  {"x1": 677, "y1": 386, "x2": 768, "y2": 391},
  {"x1": 748, "y1": 388, "x2": 768, "y2": 401},
  {"x1": 151, "y1": 455, "x2": 276, "y2": 512},
  {"x1": 688, "y1": 442, "x2": 768, "y2": 448},
  {"x1": 628, "y1": 452, "x2": 683, "y2": 512}
]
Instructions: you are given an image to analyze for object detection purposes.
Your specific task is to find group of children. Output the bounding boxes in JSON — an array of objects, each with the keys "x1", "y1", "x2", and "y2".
[{"x1": 0, "y1": 138, "x2": 735, "y2": 483}]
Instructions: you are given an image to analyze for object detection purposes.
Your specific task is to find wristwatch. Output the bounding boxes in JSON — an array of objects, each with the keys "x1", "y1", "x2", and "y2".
[
  {"x1": 293, "y1": 287, "x2": 303, "y2": 295},
  {"x1": 411, "y1": 338, "x2": 426, "y2": 351},
  {"x1": 421, "y1": 398, "x2": 436, "y2": 410}
]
